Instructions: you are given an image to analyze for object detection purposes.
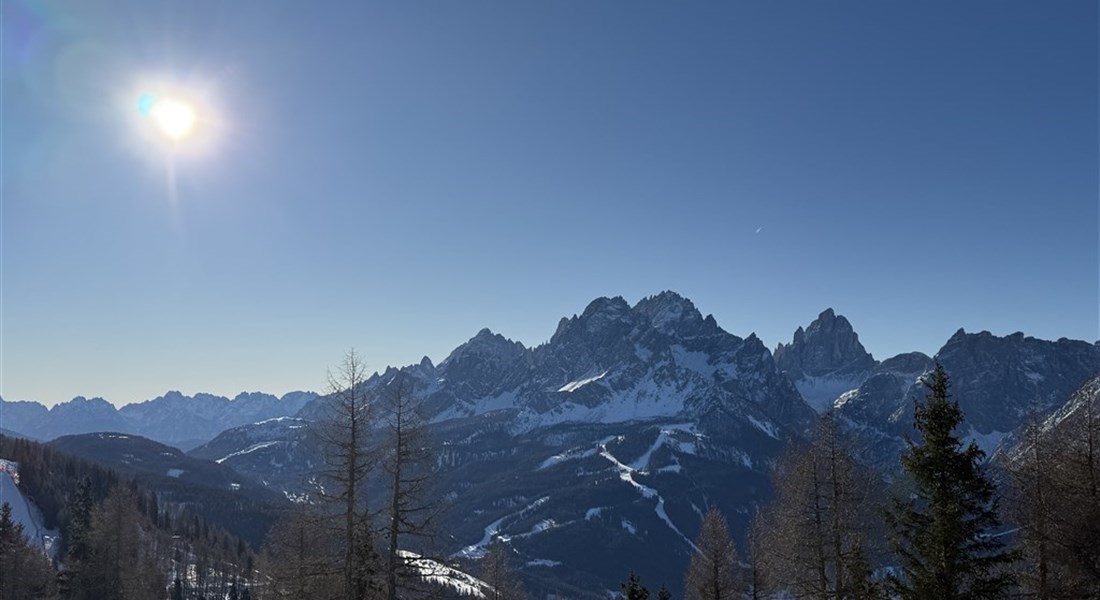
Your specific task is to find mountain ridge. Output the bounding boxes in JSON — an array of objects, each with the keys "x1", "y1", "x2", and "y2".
[{"x1": 1, "y1": 390, "x2": 318, "y2": 450}]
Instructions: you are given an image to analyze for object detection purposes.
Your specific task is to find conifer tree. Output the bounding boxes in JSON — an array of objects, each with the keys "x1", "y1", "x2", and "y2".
[
  {"x1": 66, "y1": 476, "x2": 94, "y2": 563},
  {"x1": 0, "y1": 502, "x2": 59, "y2": 600},
  {"x1": 886, "y1": 363, "x2": 1014, "y2": 600},
  {"x1": 656, "y1": 583, "x2": 672, "y2": 600},
  {"x1": 620, "y1": 571, "x2": 649, "y2": 600}
]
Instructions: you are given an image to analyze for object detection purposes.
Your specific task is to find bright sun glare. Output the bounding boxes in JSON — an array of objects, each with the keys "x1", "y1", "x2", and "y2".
[{"x1": 139, "y1": 93, "x2": 197, "y2": 140}]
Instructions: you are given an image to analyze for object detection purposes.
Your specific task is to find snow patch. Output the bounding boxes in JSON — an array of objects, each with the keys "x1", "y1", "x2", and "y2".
[
  {"x1": 527, "y1": 559, "x2": 561, "y2": 568},
  {"x1": 399, "y1": 550, "x2": 488, "y2": 599},
  {"x1": 795, "y1": 374, "x2": 865, "y2": 413},
  {"x1": 215, "y1": 441, "x2": 279, "y2": 463},
  {"x1": 598, "y1": 442, "x2": 698, "y2": 551},
  {"x1": 628, "y1": 423, "x2": 697, "y2": 472},
  {"x1": 455, "y1": 496, "x2": 550, "y2": 559},
  {"x1": 967, "y1": 428, "x2": 1010, "y2": 458},
  {"x1": 254, "y1": 416, "x2": 304, "y2": 426},
  {"x1": 746, "y1": 415, "x2": 780, "y2": 440},
  {"x1": 537, "y1": 438, "x2": 611, "y2": 471},
  {"x1": 430, "y1": 390, "x2": 519, "y2": 424},
  {"x1": 558, "y1": 371, "x2": 609, "y2": 393},
  {"x1": 513, "y1": 375, "x2": 691, "y2": 432},
  {"x1": 166, "y1": 468, "x2": 185, "y2": 478},
  {"x1": 0, "y1": 470, "x2": 57, "y2": 556}
]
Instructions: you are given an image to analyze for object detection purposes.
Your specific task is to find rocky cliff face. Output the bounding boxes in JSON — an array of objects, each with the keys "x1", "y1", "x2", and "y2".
[
  {"x1": 119, "y1": 390, "x2": 317, "y2": 448},
  {"x1": 835, "y1": 330, "x2": 1100, "y2": 468},
  {"x1": 298, "y1": 291, "x2": 814, "y2": 439},
  {"x1": 774, "y1": 308, "x2": 879, "y2": 412}
]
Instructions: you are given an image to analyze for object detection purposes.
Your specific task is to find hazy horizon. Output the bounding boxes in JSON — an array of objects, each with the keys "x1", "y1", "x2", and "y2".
[
  {"x1": 5, "y1": 1, "x2": 1097, "y2": 408},
  {"x1": 7, "y1": 291, "x2": 1097, "y2": 408}
]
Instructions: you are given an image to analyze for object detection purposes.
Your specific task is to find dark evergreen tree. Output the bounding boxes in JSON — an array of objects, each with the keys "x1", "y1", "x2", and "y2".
[
  {"x1": 620, "y1": 571, "x2": 649, "y2": 600},
  {"x1": 885, "y1": 363, "x2": 1015, "y2": 600},
  {"x1": 656, "y1": 583, "x2": 672, "y2": 600},
  {"x1": 66, "y1": 476, "x2": 94, "y2": 563},
  {"x1": 171, "y1": 578, "x2": 183, "y2": 600},
  {"x1": 0, "y1": 502, "x2": 59, "y2": 600}
]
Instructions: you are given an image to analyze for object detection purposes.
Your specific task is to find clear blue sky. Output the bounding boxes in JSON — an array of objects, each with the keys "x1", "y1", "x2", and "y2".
[{"x1": 4, "y1": 1, "x2": 1097, "y2": 407}]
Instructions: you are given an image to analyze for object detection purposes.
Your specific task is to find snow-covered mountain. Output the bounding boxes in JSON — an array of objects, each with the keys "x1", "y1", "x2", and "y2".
[
  {"x1": 198, "y1": 292, "x2": 817, "y2": 597},
  {"x1": 119, "y1": 390, "x2": 317, "y2": 449},
  {"x1": 301, "y1": 291, "x2": 813, "y2": 438},
  {"x1": 21, "y1": 397, "x2": 134, "y2": 441},
  {"x1": 835, "y1": 329, "x2": 1100, "y2": 468},
  {"x1": 4, "y1": 291, "x2": 1096, "y2": 597},
  {"x1": 1, "y1": 391, "x2": 317, "y2": 450},
  {"x1": 189, "y1": 416, "x2": 320, "y2": 501},
  {"x1": 774, "y1": 308, "x2": 878, "y2": 412},
  {"x1": 1039, "y1": 374, "x2": 1100, "y2": 435},
  {"x1": 995, "y1": 375, "x2": 1100, "y2": 465},
  {"x1": 198, "y1": 294, "x2": 1097, "y2": 596}
]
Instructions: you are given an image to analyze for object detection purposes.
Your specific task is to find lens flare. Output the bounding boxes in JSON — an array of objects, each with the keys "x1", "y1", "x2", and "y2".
[
  {"x1": 137, "y1": 93, "x2": 156, "y2": 116},
  {"x1": 138, "y1": 93, "x2": 197, "y2": 140}
]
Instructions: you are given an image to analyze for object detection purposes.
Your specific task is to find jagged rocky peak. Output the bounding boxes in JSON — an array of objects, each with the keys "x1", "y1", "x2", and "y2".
[
  {"x1": 774, "y1": 308, "x2": 877, "y2": 379},
  {"x1": 934, "y1": 328, "x2": 1100, "y2": 431},
  {"x1": 632, "y1": 290, "x2": 705, "y2": 334},
  {"x1": 231, "y1": 391, "x2": 278, "y2": 404},
  {"x1": 876, "y1": 352, "x2": 934, "y2": 376},
  {"x1": 441, "y1": 328, "x2": 527, "y2": 367},
  {"x1": 550, "y1": 296, "x2": 637, "y2": 344},
  {"x1": 580, "y1": 296, "x2": 634, "y2": 330},
  {"x1": 54, "y1": 396, "x2": 115, "y2": 412}
]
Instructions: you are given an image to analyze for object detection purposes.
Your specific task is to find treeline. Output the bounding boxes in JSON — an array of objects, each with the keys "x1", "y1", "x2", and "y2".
[
  {"x1": 44, "y1": 433, "x2": 282, "y2": 547},
  {"x1": 615, "y1": 365, "x2": 1100, "y2": 600},
  {"x1": 0, "y1": 435, "x2": 258, "y2": 600}
]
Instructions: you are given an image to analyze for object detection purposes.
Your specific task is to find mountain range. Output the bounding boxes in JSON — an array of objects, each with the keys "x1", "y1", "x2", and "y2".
[
  {"x1": 2, "y1": 291, "x2": 1097, "y2": 597},
  {"x1": 0, "y1": 390, "x2": 317, "y2": 450}
]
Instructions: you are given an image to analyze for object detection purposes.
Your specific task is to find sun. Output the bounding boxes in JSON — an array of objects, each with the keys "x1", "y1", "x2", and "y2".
[{"x1": 138, "y1": 93, "x2": 197, "y2": 140}]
